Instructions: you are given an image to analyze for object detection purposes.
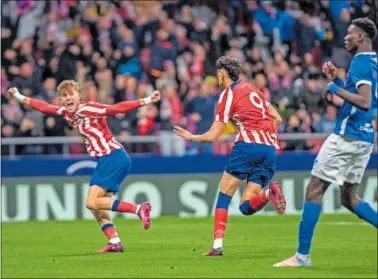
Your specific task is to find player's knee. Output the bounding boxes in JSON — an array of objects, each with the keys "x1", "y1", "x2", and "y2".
[
  {"x1": 85, "y1": 199, "x2": 97, "y2": 210},
  {"x1": 304, "y1": 176, "x2": 329, "y2": 202}
]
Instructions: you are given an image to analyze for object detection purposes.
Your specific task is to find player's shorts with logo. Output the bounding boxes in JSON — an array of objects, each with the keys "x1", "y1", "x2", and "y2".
[
  {"x1": 225, "y1": 142, "x2": 276, "y2": 187},
  {"x1": 90, "y1": 148, "x2": 131, "y2": 192},
  {"x1": 311, "y1": 134, "x2": 373, "y2": 185}
]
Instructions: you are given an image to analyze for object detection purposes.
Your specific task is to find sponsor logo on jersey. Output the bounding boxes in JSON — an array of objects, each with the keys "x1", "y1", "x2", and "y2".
[{"x1": 359, "y1": 123, "x2": 374, "y2": 133}]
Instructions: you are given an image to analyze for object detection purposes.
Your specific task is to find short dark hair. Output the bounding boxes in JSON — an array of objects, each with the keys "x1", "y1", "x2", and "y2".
[
  {"x1": 352, "y1": 17, "x2": 377, "y2": 40},
  {"x1": 215, "y1": 56, "x2": 242, "y2": 81}
]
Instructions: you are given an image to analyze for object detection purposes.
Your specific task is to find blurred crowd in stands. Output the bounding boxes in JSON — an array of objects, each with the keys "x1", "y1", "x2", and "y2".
[{"x1": 1, "y1": 0, "x2": 377, "y2": 155}]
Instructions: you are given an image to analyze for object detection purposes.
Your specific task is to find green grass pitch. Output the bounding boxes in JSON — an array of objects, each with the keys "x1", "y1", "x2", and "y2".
[{"x1": 2, "y1": 214, "x2": 377, "y2": 278}]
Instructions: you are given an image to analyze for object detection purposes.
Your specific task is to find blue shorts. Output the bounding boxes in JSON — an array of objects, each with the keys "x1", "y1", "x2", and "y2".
[
  {"x1": 89, "y1": 148, "x2": 131, "y2": 193},
  {"x1": 225, "y1": 142, "x2": 276, "y2": 187}
]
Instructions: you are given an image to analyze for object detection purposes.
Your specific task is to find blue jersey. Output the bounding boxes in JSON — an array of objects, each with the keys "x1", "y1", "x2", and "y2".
[{"x1": 333, "y1": 52, "x2": 377, "y2": 144}]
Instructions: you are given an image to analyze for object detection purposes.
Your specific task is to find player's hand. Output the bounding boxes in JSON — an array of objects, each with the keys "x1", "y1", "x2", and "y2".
[
  {"x1": 322, "y1": 61, "x2": 338, "y2": 81},
  {"x1": 151, "y1": 91, "x2": 161, "y2": 103},
  {"x1": 173, "y1": 126, "x2": 194, "y2": 141},
  {"x1": 8, "y1": 87, "x2": 18, "y2": 97},
  {"x1": 8, "y1": 87, "x2": 27, "y2": 104}
]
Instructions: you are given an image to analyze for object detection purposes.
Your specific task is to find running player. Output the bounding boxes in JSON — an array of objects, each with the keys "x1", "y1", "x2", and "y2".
[
  {"x1": 174, "y1": 56, "x2": 286, "y2": 256},
  {"x1": 274, "y1": 17, "x2": 377, "y2": 267},
  {"x1": 8, "y1": 80, "x2": 161, "y2": 253}
]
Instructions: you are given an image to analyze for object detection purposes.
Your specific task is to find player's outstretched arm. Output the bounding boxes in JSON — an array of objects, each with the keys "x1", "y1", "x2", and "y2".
[
  {"x1": 8, "y1": 87, "x2": 61, "y2": 114},
  {"x1": 77, "y1": 91, "x2": 161, "y2": 117},
  {"x1": 174, "y1": 121, "x2": 226, "y2": 143}
]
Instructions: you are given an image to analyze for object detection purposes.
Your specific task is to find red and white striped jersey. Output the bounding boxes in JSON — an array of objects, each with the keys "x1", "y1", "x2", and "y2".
[
  {"x1": 215, "y1": 80, "x2": 280, "y2": 149},
  {"x1": 57, "y1": 102, "x2": 124, "y2": 157}
]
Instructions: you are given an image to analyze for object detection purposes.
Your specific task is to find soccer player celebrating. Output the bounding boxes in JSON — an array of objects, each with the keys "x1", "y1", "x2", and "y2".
[
  {"x1": 274, "y1": 17, "x2": 377, "y2": 267},
  {"x1": 174, "y1": 56, "x2": 286, "y2": 256},
  {"x1": 8, "y1": 80, "x2": 161, "y2": 253}
]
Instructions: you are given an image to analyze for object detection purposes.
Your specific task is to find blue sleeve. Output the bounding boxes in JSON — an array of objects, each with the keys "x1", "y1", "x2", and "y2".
[{"x1": 350, "y1": 57, "x2": 373, "y2": 90}]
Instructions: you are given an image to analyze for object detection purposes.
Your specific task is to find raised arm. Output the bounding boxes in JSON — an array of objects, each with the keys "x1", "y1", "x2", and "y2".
[
  {"x1": 77, "y1": 91, "x2": 161, "y2": 117},
  {"x1": 8, "y1": 87, "x2": 62, "y2": 115}
]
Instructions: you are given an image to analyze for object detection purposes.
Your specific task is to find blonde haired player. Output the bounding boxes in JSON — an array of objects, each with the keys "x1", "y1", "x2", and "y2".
[{"x1": 8, "y1": 80, "x2": 161, "y2": 253}]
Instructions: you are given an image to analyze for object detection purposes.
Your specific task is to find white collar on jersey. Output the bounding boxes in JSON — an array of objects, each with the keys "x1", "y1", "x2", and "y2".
[{"x1": 355, "y1": 52, "x2": 377, "y2": 57}]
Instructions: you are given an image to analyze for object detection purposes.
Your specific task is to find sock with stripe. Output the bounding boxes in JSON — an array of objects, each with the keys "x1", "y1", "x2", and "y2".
[
  {"x1": 101, "y1": 223, "x2": 121, "y2": 244},
  {"x1": 213, "y1": 192, "x2": 232, "y2": 249},
  {"x1": 354, "y1": 201, "x2": 377, "y2": 228},
  {"x1": 297, "y1": 201, "x2": 321, "y2": 256},
  {"x1": 250, "y1": 190, "x2": 270, "y2": 211},
  {"x1": 111, "y1": 200, "x2": 140, "y2": 214},
  {"x1": 239, "y1": 190, "x2": 269, "y2": 215}
]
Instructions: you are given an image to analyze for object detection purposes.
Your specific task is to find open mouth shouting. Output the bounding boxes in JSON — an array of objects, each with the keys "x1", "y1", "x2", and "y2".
[{"x1": 66, "y1": 101, "x2": 75, "y2": 110}]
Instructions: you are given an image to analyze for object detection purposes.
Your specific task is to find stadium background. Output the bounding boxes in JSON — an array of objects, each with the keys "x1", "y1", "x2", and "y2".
[
  {"x1": 2, "y1": 0, "x2": 377, "y2": 219},
  {"x1": 1, "y1": 1, "x2": 377, "y2": 278}
]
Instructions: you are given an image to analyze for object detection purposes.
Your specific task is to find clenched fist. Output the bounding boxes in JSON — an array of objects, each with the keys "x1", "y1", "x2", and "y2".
[
  {"x1": 322, "y1": 61, "x2": 338, "y2": 82},
  {"x1": 151, "y1": 90, "x2": 161, "y2": 103},
  {"x1": 8, "y1": 87, "x2": 27, "y2": 103},
  {"x1": 8, "y1": 87, "x2": 18, "y2": 97}
]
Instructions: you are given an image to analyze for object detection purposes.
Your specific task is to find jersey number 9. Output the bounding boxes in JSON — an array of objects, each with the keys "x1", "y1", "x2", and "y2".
[{"x1": 249, "y1": 92, "x2": 267, "y2": 119}]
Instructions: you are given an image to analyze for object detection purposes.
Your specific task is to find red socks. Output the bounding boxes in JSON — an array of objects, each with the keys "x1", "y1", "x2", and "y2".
[
  {"x1": 101, "y1": 223, "x2": 120, "y2": 243},
  {"x1": 250, "y1": 191, "x2": 269, "y2": 211},
  {"x1": 213, "y1": 192, "x2": 232, "y2": 248},
  {"x1": 102, "y1": 224, "x2": 118, "y2": 239},
  {"x1": 214, "y1": 208, "x2": 228, "y2": 239},
  {"x1": 112, "y1": 200, "x2": 138, "y2": 213}
]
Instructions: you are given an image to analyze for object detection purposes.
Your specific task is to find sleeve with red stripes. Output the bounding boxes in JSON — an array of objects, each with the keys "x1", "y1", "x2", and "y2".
[
  {"x1": 77, "y1": 101, "x2": 141, "y2": 117},
  {"x1": 28, "y1": 99, "x2": 65, "y2": 115},
  {"x1": 215, "y1": 88, "x2": 233, "y2": 124}
]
